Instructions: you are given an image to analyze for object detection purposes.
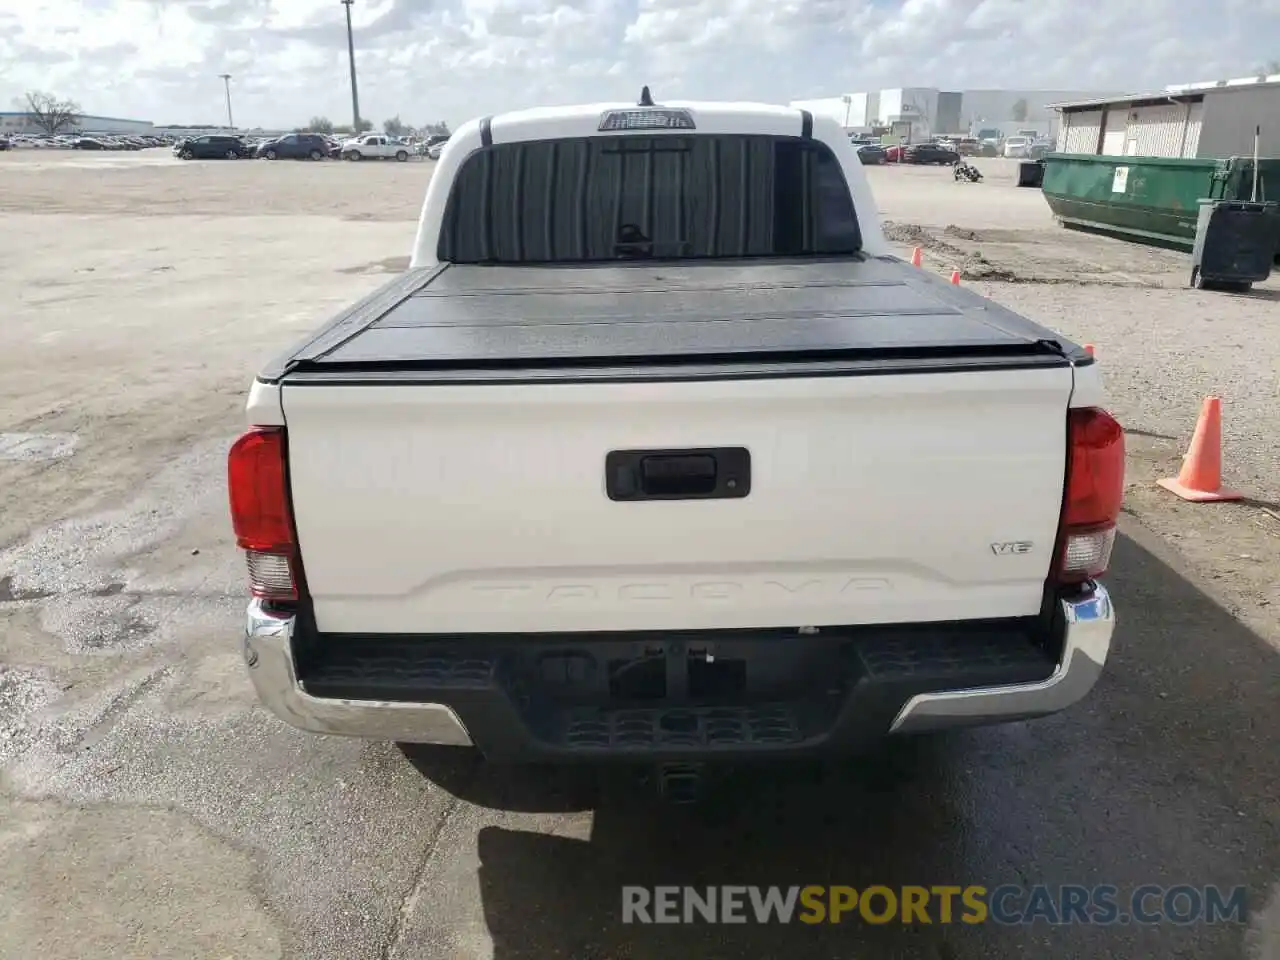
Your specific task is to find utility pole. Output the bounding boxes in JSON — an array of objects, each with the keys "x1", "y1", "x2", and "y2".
[
  {"x1": 341, "y1": 0, "x2": 362, "y2": 132},
  {"x1": 219, "y1": 73, "x2": 234, "y2": 129}
]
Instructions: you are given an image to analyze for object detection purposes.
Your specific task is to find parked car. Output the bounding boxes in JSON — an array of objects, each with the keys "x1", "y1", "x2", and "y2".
[
  {"x1": 426, "y1": 136, "x2": 450, "y2": 160},
  {"x1": 0, "y1": 137, "x2": 9, "y2": 151},
  {"x1": 340, "y1": 134, "x2": 411, "y2": 161},
  {"x1": 904, "y1": 143, "x2": 961, "y2": 165},
  {"x1": 256, "y1": 133, "x2": 331, "y2": 160},
  {"x1": 231, "y1": 98, "x2": 1121, "y2": 798},
  {"x1": 176, "y1": 134, "x2": 251, "y2": 160},
  {"x1": 73, "y1": 137, "x2": 108, "y2": 150},
  {"x1": 856, "y1": 143, "x2": 887, "y2": 165},
  {"x1": 1028, "y1": 139, "x2": 1054, "y2": 160},
  {"x1": 1003, "y1": 136, "x2": 1033, "y2": 159}
]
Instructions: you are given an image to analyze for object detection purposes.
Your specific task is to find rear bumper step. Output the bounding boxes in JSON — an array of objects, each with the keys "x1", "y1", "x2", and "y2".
[{"x1": 243, "y1": 587, "x2": 1113, "y2": 760}]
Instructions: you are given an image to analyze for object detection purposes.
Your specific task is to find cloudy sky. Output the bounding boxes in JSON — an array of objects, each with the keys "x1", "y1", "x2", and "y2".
[{"x1": 1, "y1": 0, "x2": 1278, "y2": 129}]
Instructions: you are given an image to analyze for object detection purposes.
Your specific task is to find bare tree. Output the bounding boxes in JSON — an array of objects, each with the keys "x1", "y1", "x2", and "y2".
[
  {"x1": 354, "y1": 117, "x2": 373, "y2": 133},
  {"x1": 383, "y1": 115, "x2": 406, "y2": 137},
  {"x1": 23, "y1": 91, "x2": 81, "y2": 135},
  {"x1": 1011, "y1": 98, "x2": 1029, "y2": 123},
  {"x1": 306, "y1": 115, "x2": 334, "y2": 134}
]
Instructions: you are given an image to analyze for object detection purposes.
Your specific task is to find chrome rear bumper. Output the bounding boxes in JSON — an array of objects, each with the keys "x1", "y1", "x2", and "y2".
[
  {"x1": 890, "y1": 585, "x2": 1114, "y2": 734},
  {"x1": 244, "y1": 604, "x2": 474, "y2": 746},
  {"x1": 244, "y1": 584, "x2": 1114, "y2": 749}
]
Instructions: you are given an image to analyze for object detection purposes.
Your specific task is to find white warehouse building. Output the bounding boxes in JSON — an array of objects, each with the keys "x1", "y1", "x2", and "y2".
[
  {"x1": 0, "y1": 111, "x2": 156, "y2": 136},
  {"x1": 790, "y1": 87, "x2": 1115, "y2": 140},
  {"x1": 1052, "y1": 74, "x2": 1280, "y2": 159},
  {"x1": 790, "y1": 92, "x2": 884, "y2": 129}
]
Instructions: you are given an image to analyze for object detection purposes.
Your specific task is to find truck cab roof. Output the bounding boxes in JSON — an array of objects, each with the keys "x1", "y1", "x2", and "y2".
[
  {"x1": 483, "y1": 99, "x2": 823, "y2": 137},
  {"x1": 411, "y1": 97, "x2": 889, "y2": 267}
]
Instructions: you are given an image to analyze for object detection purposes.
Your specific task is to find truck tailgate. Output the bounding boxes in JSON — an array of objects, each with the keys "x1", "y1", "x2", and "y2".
[{"x1": 282, "y1": 367, "x2": 1073, "y2": 634}]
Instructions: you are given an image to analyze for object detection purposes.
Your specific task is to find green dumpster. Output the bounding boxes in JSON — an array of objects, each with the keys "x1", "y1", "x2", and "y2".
[{"x1": 1040, "y1": 153, "x2": 1280, "y2": 256}]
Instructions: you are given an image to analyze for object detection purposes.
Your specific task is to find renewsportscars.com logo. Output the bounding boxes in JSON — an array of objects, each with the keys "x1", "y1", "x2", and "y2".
[{"x1": 621, "y1": 885, "x2": 1249, "y2": 926}]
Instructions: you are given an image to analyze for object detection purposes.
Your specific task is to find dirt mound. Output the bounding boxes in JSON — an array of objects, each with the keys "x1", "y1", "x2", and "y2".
[
  {"x1": 882, "y1": 220, "x2": 969, "y2": 260},
  {"x1": 881, "y1": 221, "x2": 934, "y2": 246},
  {"x1": 882, "y1": 219, "x2": 1163, "y2": 286},
  {"x1": 961, "y1": 264, "x2": 1019, "y2": 282}
]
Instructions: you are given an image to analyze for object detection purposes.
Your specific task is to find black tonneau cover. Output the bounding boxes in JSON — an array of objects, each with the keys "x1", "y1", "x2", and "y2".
[{"x1": 262, "y1": 257, "x2": 1084, "y2": 385}]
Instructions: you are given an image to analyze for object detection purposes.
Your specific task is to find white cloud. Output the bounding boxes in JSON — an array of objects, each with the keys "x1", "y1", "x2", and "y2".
[{"x1": 0, "y1": 0, "x2": 1276, "y2": 129}]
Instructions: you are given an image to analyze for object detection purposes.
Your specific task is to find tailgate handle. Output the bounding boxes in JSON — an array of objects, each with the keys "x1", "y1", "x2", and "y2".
[
  {"x1": 605, "y1": 448, "x2": 751, "y2": 501},
  {"x1": 642, "y1": 455, "x2": 716, "y2": 495}
]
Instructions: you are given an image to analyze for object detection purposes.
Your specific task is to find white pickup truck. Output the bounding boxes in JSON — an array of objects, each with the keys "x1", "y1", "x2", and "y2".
[
  {"x1": 231, "y1": 92, "x2": 1122, "y2": 785},
  {"x1": 340, "y1": 135, "x2": 410, "y2": 162}
]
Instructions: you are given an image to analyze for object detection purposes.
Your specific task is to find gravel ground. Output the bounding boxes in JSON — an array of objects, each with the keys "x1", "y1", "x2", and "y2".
[{"x1": 0, "y1": 149, "x2": 1277, "y2": 960}]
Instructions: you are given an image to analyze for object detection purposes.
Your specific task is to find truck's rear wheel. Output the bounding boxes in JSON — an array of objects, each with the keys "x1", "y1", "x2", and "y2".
[
  {"x1": 396, "y1": 150, "x2": 408, "y2": 162},
  {"x1": 345, "y1": 151, "x2": 361, "y2": 161}
]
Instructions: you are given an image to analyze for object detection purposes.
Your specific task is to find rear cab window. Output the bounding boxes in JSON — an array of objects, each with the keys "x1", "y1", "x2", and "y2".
[{"x1": 439, "y1": 134, "x2": 861, "y2": 264}]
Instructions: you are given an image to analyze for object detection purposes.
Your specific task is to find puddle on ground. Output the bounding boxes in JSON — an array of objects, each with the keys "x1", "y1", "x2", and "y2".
[
  {"x1": 338, "y1": 255, "x2": 410, "y2": 274},
  {"x1": 0, "y1": 436, "x2": 236, "y2": 653},
  {"x1": 0, "y1": 433, "x2": 78, "y2": 462}
]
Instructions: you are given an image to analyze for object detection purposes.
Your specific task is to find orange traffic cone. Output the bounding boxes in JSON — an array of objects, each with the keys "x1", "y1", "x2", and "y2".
[
  {"x1": 911, "y1": 247, "x2": 923, "y2": 267},
  {"x1": 1156, "y1": 397, "x2": 1242, "y2": 502},
  {"x1": 950, "y1": 270, "x2": 961, "y2": 285},
  {"x1": 1084, "y1": 343, "x2": 1096, "y2": 357}
]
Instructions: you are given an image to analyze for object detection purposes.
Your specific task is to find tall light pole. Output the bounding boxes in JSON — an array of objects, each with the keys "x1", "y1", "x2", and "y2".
[
  {"x1": 341, "y1": 0, "x2": 362, "y2": 132},
  {"x1": 219, "y1": 74, "x2": 234, "y2": 129}
]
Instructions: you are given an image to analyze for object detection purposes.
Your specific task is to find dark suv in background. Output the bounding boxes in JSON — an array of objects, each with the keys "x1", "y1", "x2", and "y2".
[
  {"x1": 176, "y1": 135, "x2": 250, "y2": 160},
  {"x1": 255, "y1": 133, "x2": 332, "y2": 161},
  {"x1": 904, "y1": 142, "x2": 961, "y2": 165}
]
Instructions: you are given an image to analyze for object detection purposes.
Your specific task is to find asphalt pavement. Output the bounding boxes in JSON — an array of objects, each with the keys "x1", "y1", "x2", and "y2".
[
  {"x1": 5, "y1": 499, "x2": 1278, "y2": 960},
  {"x1": 384, "y1": 523, "x2": 1280, "y2": 960},
  {"x1": 2, "y1": 151, "x2": 1278, "y2": 960}
]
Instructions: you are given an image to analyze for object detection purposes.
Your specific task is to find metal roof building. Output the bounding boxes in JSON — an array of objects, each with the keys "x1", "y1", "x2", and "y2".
[
  {"x1": 1049, "y1": 75, "x2": 1280, "y2": 159},
  {"x1": 0, "y1": 112, "x2": 155, "y2": 136}
]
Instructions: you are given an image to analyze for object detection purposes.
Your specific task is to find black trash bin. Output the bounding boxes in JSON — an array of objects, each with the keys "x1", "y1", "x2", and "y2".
[
  {"x1": 1017, "y1": 160, "x2": 1045, "y2": 188},
  {"x1": 1189, "y1": 199, "x2": 1280, "y2": 291}
]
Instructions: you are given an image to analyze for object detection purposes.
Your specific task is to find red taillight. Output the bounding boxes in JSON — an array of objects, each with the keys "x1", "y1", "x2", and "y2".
[
  {"x1": 228, "y1": 427, "x2": 298, "y2": 601},
  {"x1": 1055, "y1": 407, "x2": 1125, "y2": 584}
]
